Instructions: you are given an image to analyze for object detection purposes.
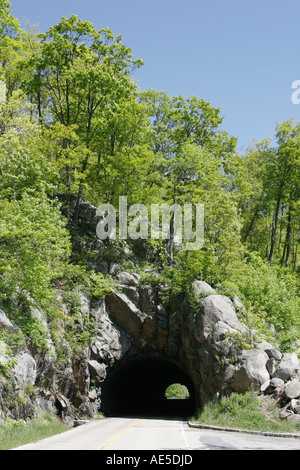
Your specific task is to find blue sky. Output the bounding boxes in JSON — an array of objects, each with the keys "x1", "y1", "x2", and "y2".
[{"x1": 10, "y1": 0, "x2": 300, "y2": 151}]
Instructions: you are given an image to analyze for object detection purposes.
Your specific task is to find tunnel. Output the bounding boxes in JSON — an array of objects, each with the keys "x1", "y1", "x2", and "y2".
[{"x1": 101, "y1": 355, "x2": 196, "y2": 418}]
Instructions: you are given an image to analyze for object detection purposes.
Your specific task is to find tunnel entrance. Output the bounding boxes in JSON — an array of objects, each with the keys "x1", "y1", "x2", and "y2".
[{"x1": 101, "y1": 356, "x2": 196, "y2": 418}]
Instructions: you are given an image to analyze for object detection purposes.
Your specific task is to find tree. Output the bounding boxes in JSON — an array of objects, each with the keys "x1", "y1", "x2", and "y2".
[
  {"x1": 0, "y1": 0, "x2": 19, "y2": 38},
  {"x1": 0, "y1": 193, "x2": 70, "y2": 304},
  {"x1": 141, "y1": 89, "x2": 240, "y2": 264},
  {"x1": 268, "y1": 120, "x2": 300, "y2": 265},
  {"x1": 238, "y1": 139, "x2": 274, "y2": 252},
  {"x1": 141, "y1": 89, "x2": 237, "y2": 162},
  {"x1": 0, "y1": 24, "x2": 41, "y2": 98},
  {"x1": 0, "y1": 82, "x2": 57, "y2": 200},
  {"x1": 86, "y1": 91, "x2": 160, "y2": 207},
  {"x1": 236, "y1": 121, "x2": 300, "y2": 271},
  {"x1": 0, "y1": 80, "x2": 70, "y2": 304},
  {"x1": 24, "y1": 16, "x2": 144, "y2": 223}
]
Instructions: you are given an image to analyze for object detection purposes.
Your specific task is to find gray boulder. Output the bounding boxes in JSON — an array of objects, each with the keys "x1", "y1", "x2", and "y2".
[
  {"x1": 290, "y1": 399, "x2": 300, "y2": 414},
  {"x1": 139, "y1": 285, "x2": 157, "y2": 315},
  {"x1": 265, "y1": 348, "x2": 282, "y2": 361},
  {"x1": 232, "y1": 296, "x2": 245, "y2": 310},
  {"x1": 121, "y1": 285, "x2": 140, "y2": 306},
  {"x1": 106, "y1": 290, "x2": 168, "y2": 352},
  {"x1": 106, "y1": 291, "x2": 142, "y2": 344},
  {"x1": 232, "y1": 349, "x2": 270, "y2": 393},
  {"x1": 12, "y1": 353, "x2": 37, "y2": 386},
  {"x1": 90, "y1": 302, "x2": 131, "y2": 363},
  {"x1": 270, "y1": 377, "x2": 285, "y2": 388},
  {"x1": 117, "y1": 271, "x2": 140, "y2": 287},
  {"x1": 192, "y1": 281, "x2": 217, "y2": 298},
  {"x1": 260, "y1": 377, "x2": 285, "y2": 397},
  {"x1": 200, "y1": 294, "x2": 247, "y2": 339},
  {"x1": 266, "y1": 358, "x2": 277, "y2": 376},
  {"x1": 284, "y1": 379, "x2": 300, "y2": 399},
  {"x1": 210, "y1": 321, "x2": 239, "y2": 355},
  {"x1": 287, "y1": 414, "x2": 300, "y2": 424},
  {"x1": 273, "y1": 353, "x2": 300, "y2": 381},
  {"x1": 109, "y1": 263, "x2": 123, "y2": 276},
  {"x1": 87, "y1": 360, "x2": 107, "y2": 385}
]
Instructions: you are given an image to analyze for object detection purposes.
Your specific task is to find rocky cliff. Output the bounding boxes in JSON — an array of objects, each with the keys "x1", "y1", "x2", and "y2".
[{"x1": 1, "y1": 199, "x2": 300, "y2": 426}]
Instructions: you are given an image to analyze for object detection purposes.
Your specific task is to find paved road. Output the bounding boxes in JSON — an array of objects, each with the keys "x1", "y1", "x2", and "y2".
[{"x1": 13, "y1": 417, "x2": 300, "y2": 451}]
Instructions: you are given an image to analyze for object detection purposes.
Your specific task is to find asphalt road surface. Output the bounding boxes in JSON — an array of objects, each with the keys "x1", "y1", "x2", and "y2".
[{"x1": 13, "y1": 417, "x2": 300, "y2": 451}]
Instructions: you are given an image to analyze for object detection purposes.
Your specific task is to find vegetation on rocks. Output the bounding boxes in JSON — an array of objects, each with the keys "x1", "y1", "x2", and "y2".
[
  {"x1": 0, "y1": 1, "x2": 299, "y2": 442},
  {"x1": 0, "y1": 2, "x2": 298, "y2": 355}
]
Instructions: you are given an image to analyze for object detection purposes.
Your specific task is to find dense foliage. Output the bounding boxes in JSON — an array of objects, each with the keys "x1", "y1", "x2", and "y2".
[{"x1": 0, "y1": 2, "x2": 299, "y2": 355}]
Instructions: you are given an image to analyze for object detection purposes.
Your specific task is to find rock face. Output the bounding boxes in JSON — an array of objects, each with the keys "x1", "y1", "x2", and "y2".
[
  {"x1": 1, "y1": 199, "x2": 300, "y2": 426},
  {"x1": 273, "y1": 353, "x2": 300, "y2": 381},
  {"x1": 231, "y1": 350, "x2": 270, "y2": 393},
  {"x1": 1, "y1": 271, "x2": 300, "y2": 425}
]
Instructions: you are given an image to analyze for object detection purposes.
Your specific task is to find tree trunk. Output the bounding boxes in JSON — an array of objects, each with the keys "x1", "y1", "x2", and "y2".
[
  {"x1": 284, "y1": 207, "x2": 292, "y2": 267},
  {"x1": 294, "y1": 239, "x2": 298, "y2": 273},
  {"x1": 243, "y1": 209, "x2": 259, "y2": 243},
  {"x1": 268, "y1": 182, "x2": 284, "y2": 264}
]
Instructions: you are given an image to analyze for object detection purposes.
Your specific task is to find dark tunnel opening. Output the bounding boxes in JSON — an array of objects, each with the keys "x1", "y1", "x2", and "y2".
[{"x1": 101, "y1": 356, "x2": 196, "y2": 419}]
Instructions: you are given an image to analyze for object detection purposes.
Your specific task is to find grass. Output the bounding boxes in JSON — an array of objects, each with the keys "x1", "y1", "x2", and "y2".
[
  {"x1": 0, "y1": 412, "x2": 70, "y2": 450},
  {"x1": 191, "y1": 390, "x2": 300, "y2": 435}
]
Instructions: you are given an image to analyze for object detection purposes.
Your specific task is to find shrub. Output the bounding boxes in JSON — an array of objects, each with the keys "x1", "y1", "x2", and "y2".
[
  {"x1": 192, "y1": 390, "x2": 300, "y2": 433},
  {"x1": 165, "y1": 383, "x2": 190, "y2": 399}
]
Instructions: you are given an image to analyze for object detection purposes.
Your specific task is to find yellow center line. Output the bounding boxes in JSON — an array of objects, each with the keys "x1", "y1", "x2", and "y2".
[{"x1": 97, "y1": 419, "x2": 143, "y2": 450}]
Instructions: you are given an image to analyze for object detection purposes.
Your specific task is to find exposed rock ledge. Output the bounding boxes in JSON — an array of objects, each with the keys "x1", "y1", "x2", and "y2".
[
  {"x1": 0, "y1": 199, "x2": 299, "y2": 425},
  {"x1": 1, "y1": 276, "x2": 300, "y2": 426}
]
